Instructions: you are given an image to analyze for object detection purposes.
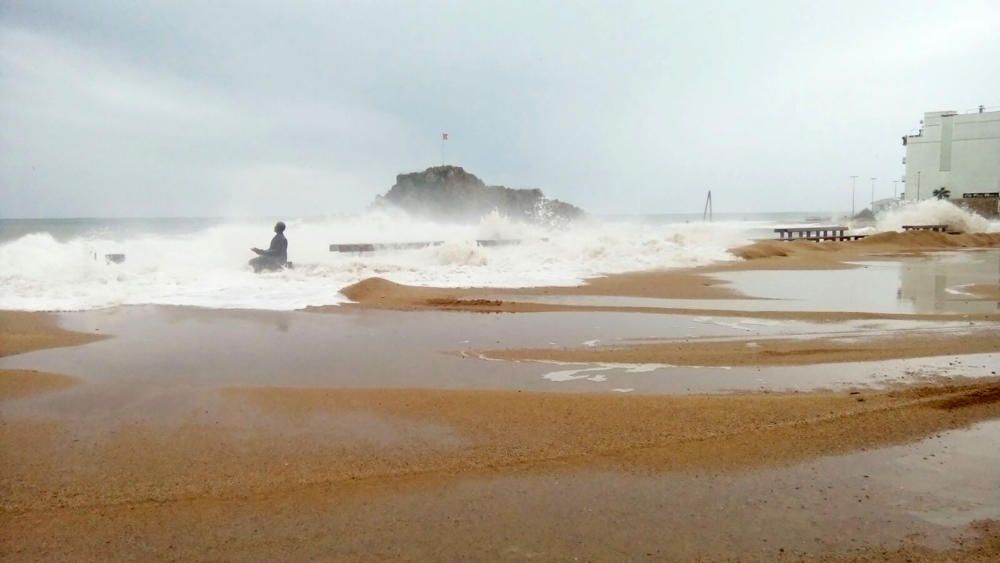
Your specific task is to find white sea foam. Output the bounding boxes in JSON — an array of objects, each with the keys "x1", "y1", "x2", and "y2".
[
  {"x1": 538, "y1": 362, "x2": 689, "y2": 383},
  {"x1": 542, "y1": 366, "x2": 610, "y2": 382},
  {"x1": 0, "y1": 211, "x2": 758, "y2": 311},
  {"x1": 944, "y1": 284, "x2": 975, "y2": 297}
]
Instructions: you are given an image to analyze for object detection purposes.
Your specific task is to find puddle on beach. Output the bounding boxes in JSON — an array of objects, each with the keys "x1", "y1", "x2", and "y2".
[
  {"x1": 2, "y1": 300, "x2": 999, "y2": 559},
  {"x1": 720, "y1": 250, "x2": 1000, "y2": 314},
  {"x1": 1, "y1": 306, "x2": 997, "y2": 426},
  {"x1": 509, "y1": 250, "x2": 1000, "y2": 314}
]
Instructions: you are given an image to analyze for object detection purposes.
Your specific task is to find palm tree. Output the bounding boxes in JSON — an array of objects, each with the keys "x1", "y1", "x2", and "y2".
[{"x1": 932, "y1": 187, "x2": 951, "y2": 200}]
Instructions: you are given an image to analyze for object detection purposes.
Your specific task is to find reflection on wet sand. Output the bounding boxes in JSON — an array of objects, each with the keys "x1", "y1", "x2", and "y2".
[
  {"x1": 899, "y1": 250, "x2": 1000, "y2": 313},
  {"x1": 2, "y1": 307, "x2": 998, "y2": 399},
  {"x1": 501, "y1": 249, "x2": 1000, "y2": 316}
]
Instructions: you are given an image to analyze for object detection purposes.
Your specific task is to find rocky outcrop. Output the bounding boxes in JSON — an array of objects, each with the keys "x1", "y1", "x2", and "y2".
[{"x1": 373, "y1": 166, "x2": 584, "y2": 223}]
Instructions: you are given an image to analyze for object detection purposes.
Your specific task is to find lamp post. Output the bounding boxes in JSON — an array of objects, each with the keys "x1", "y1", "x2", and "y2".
[
  {"x1": 916, "y1": 171, "x2": 922, "y2": 200},
  {"x1": 850, "y1": 175, "x2": 858, "y2": 216},
  {"x1": 893, "y1": 180, "x2": 899, "y2": 198},
  {"x1": 870, "y1": 177, "x2": 876, "y2": 208}
]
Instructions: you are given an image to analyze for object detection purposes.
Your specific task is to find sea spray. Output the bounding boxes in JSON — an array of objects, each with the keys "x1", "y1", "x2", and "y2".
[
  {"x1": 432, "y1": 240, "x2": 489, "y2": 266},
  {"x1": 876, "y1": 200, "x2": 996, "y2": 234},
  {"x1": 0, "y1": 212, "x2": 755, "y2": 311},
  {"x1": 475, "y1": 209, "x2": 545, "y2": 241}
]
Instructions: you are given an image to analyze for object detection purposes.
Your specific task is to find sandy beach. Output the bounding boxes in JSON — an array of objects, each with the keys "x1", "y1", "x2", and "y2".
[
  {"x1": 0, "y1": 311, "x2": 101, "y2": 400},
  {"x1": 326, "y1": 231, "x2": 1000, "y2": 319},
  {"x1": 0, "y1": 310, "x2": 104, "y2": 358},
  {"x1": 486, "y1": 330, "x2": 1000, "y2": 366},
  {"x1": 3, "y1": 233, "x2": 1000, "y2": 560},
  {"x1": 6, "y1": 3, "x2": 1000, "y2": 559}
]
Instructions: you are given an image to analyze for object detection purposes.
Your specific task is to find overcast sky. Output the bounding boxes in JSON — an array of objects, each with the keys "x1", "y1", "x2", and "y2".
[{"x1": 1, "y1": 0, "x2": 998, "y2": 218}]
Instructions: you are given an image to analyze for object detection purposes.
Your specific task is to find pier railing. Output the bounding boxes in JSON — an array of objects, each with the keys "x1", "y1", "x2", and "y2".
[{"x1": 772, "y1": 227, "x2": 864, "y2": 241}]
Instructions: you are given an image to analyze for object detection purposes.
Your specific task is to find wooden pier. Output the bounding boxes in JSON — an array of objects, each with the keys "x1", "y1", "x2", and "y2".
[
  {"x1": 901, "y1": 224, "x2": 949, "y2": 232},
  {"x1": 773, "y1": 227, "x2": 865, "y2": 242}
]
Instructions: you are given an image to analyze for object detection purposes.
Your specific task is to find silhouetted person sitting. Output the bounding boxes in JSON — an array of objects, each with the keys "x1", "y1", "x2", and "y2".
[{"x1": 249, "y1": 221, "x2": 289, "y2": 273}]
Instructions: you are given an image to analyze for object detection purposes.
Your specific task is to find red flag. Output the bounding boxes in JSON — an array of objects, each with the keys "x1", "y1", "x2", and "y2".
[{"x1": 442, "y1": 132, "x2": 449, "y2": 141}]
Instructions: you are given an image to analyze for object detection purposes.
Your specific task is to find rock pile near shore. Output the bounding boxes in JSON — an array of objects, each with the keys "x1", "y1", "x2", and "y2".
[{"x1": 373, "y1": 166, "x2": 584, "y2": 224}]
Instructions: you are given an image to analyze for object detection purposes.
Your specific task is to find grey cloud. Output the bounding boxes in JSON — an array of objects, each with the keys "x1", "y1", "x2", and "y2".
[{"x1": 2, "y1": 0, "x2": 999, "y2": 217}]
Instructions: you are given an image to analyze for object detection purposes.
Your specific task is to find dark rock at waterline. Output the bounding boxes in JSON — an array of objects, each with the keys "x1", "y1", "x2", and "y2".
[{"x1": 373, "y1": 166, "x2": 584, "y2": 223}]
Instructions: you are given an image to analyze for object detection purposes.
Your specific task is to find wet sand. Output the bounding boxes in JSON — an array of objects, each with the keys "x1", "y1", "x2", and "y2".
[
  {"x1": 4, "y1": 418, "x2": 1000, "y2": 561},
  {"x1": 328, "y1": 277, "x2": 1000, "y2": 322},
  {"x1": 0, "y1": 310, "x2": 100, "y2": 400},
  {"x1": 4, "y1": 377, "x2": 997, "y2": 510},
  {"x1": 324, "y1": 232, "x2": 1000, "y2": 320},
  {"x1": 4, "y1": 233, "x2": 1000, "y2": 560},
  {"x1": 3, "y1": 373, "x2": 1000, "y2": 559},
  {"x1": 961, "y1": 283, "x2": 1000, "y2": 300},
  {"x1": 5, "y1": 306, "x2": 995, "y2": 395},
  {"x1": 0, "y1": 310, "x2": 104, "y2": 358},
  {"x1": 0, "y1": 369, "x2": 79, "y2": 400},
  {"x1": 332, "y1": 271, "x2": 744, "y2": 315},
  {"x1": 489, "y1": 328, "x2": 1000, "y2": 366},
  {"x1": 727, "y1": 230, "x2": 1000, "y2": 263}
]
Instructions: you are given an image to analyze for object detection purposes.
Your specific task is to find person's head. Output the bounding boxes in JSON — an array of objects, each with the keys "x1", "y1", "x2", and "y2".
[{"x1": 274, "y1": 221, "x2": 286, "y2": 233}]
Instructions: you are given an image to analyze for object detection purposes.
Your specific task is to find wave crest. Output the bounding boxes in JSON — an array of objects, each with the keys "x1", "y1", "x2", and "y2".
[
  {"x1": 0, "y1": 212, "x2": 753, "y2": 311},
  {"x1": 876, "y1": 200, "x2": 995, "y2": 234}
]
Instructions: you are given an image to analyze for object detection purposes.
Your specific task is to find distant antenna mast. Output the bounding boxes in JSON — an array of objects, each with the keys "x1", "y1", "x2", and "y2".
[
  {"x1": 441, "y1": 132, "x2": 448, "y2": 165},
  {"x1": 703, "y1": 190, "x2": 713, "y2": 222}
]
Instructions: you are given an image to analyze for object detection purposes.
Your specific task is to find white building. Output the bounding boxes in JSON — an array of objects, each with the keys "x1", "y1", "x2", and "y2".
[{"x1": 902, "y1": 107, "x2": 1000, "y2": 202}]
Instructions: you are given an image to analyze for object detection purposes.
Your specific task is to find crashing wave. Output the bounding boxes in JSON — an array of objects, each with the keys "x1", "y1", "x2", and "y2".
[
  {"x1": 876, "y1": 199, "x2": 995, "y2": 234},
  {"x1": 0, "y1": 212, "x2": 751, "y2": 311}
]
